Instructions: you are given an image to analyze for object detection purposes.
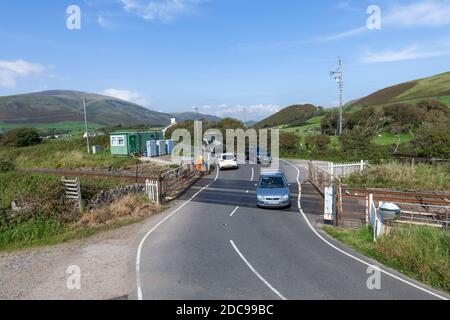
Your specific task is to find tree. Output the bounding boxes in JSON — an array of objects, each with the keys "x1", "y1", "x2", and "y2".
[
  {"x1": 414, "y1": 116, "x2": 450, "y2": 158},
  {"x1": 279, "y1": 132, "x2": 300, "y2": 153},
  {"x1": 340, "y1": 128, "x2": 374, "y2": 157},
  {"x1": 0, "y1": 128, "x2": 42, "y2": 147},
  {"x1": 417, "y1": 100, "x2": 449, "y2": 114},
  {"x1": 320, "y1": 112, "x2": 340, "y2": 135}
]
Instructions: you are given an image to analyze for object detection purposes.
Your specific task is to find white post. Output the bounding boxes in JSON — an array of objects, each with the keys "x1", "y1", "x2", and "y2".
[{"x1": 360, "y1": 160, "x2": 364, "y2": 172}]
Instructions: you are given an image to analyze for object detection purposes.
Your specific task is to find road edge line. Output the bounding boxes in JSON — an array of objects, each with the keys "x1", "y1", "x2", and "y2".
[
  {"x1": 136, "y1": 168, "x2": 219, "y2": 300},
  {"x1": 281, "y1": 159, "x2": 448, "y2": 301}
]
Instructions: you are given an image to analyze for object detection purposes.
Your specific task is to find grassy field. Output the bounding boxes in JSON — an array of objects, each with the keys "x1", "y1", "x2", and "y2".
[
  {"x1": 344, "y1": 163, "x2": 450, "y2": 192},
  {"x1": 279, "y1": 116, "x2": 323, "y2": 136},
  {"x1": 0, "y1": 137, "x2": 137, "y2": 170},
  {"x1": 373, "y1": 132, "x2": 413, "y2": 146},
  {"x1": 0, "y1": 121, "x2": 103, "y2": 135},
  {"x1": 323, "y1": 226, "x2": 450, "y2": 293}
]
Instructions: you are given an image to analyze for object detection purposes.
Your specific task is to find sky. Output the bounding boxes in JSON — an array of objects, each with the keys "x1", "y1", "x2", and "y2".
[{"x1": 1, "y1": 0, "x2": 450, "y2": 121}]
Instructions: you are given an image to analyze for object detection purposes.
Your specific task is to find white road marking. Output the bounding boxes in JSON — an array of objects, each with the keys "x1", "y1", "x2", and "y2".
[
  {"x1": 215, "y1": 166, "x2": 220, "y2": 181},
  {"x1": 280, "y1": 159, "x2": 448, "y2": 301},
  {"x1": 136, "y1": 167, "x2": 220, "y2": 300},
  {"x1": 230, "y1": 240, "x2": 287, "y2": 301},
  {"x1": 251, "y1": 167, "x2": 255, "y2": 182},
  {"x1": 229, "y1": 206, "x2": 240, "y2": 217}
]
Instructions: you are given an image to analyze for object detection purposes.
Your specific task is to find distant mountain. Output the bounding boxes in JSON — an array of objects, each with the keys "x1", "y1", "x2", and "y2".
[
  {"x1": 0, "y1": 90, "x2": 172, "y2": 127},
  {"x1": 350, "y1": 71, "x2": 450, "y2": 109},
  {"x1": 170, "y1": 112, "x2": 221, "y2": 122},
  {"x1": 255, "y1": 104, "x2": 324, "y2": 128}
]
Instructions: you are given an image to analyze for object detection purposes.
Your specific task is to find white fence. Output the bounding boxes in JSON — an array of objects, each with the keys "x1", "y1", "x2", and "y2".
[
  {"x1": 146, "y1": 179, "x2": 160, "y2": 204},
  {"x1": 322, "y1": 160, "x2": 369, "y2": 178}
]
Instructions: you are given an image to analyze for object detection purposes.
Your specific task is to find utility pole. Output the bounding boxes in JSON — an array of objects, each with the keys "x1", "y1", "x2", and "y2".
[
  {"x1": 330, "y1": 57, "x2": 344, "y2": 135},
  {"x1": 83, "y1": 96, "x2": 91, "y2": 154},
  {"x1": 243, "y1": 107, "x2": 247, "y2": 127}
]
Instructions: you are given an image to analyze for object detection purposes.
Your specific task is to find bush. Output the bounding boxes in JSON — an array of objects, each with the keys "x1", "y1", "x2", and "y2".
[
  {"x1": 413, "y1": 116, "x2": 450, "y2": 158},
  {"x1": 0, "y1": 158, "x2": 14, "y2": 172},
  {"x1": 340, "y1": 128, "x2": 374, "y2": 157},
  {"x1": 1, "y1": 128, "x2": 42, "y2": 147},
  {"x1": 305, "y1": 134, "x2": 330, "y2": 151},
  {"x1": 279, "y1": 132, "x2": 300, "y2": 153}
]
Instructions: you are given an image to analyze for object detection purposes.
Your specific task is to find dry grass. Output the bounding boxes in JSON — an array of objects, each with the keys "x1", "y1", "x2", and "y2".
[
  {"x1": 78, "y1": 195, "x2": 162, "y2": 228},
  {"x1": 344, "y1": 163, "x2": 450, "y2": 192}
]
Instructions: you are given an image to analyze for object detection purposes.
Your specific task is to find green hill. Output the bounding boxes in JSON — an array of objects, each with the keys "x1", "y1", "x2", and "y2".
[
  {"x1": 0, "y1": 90, "x2": 172, "y2": 128},
  {"x1": 171, "y1": 112, "x2": 221, "y2": 122},
  {"x1": 350, "y1": 71, "x2": 450, "y2": 108},
  {"x1": 255, "y1": 104, "x2": 323, "y2": 128}
]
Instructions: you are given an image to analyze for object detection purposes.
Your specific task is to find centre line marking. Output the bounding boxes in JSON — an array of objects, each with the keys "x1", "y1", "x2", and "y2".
[
  {"x1": 229, "y1": 206, "x2": 239, "y2": 217},
  {"x1": 230, "y1": 240, "x2": 287, "y2": 300},
  {"x1": 251, "y1": 167, "x2": 255, "y2": 182}
]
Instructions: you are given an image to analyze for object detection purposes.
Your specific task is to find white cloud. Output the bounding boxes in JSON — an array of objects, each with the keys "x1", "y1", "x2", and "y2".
[
  {"x1": 120, "y1": 0, "x2": 203, "y2": 22},
  {"x1": 102, "y1": 88, "x2": 150, "y2": 106},
  {"x1": 362, "y1": 43, "x2": 450, "y2": 63},
  {"x1": 312, "y1": 26, "x2": 367, "y2": 43},
  {"x1": 0, "y1": 59, "x2": 45, "y2": 88},
  {"x1": 386, "y1": 0, "x2": 450, "y2": 28},
  {"x1": 311, "y1": 0, "x2": 450, "y2": 44},
  {"x1": 214, "y1": 104, "x2": 282, "y2": 121}
]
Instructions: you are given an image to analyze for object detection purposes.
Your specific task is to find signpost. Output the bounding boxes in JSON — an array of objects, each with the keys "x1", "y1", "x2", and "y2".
[{"x1": 324, "y1": 186, "x2": 335, "y2": 224}]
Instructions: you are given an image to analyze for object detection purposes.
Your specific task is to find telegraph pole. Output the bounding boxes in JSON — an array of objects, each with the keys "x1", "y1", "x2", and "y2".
[
  {"x1": 330, "y1": 57, "x2": 344, "y2": 135},
  {"x1": 83, "y1": 96, "x2": 91, "y2": 154},
  {"x1": 243, "y1": 107, "x2": 247, "y2": 127}
]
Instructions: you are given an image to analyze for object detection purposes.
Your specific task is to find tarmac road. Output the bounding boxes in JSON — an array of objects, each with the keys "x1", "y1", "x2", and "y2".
[{"x1": 132, "y1": 161, "x2": 448, "y2": 300}]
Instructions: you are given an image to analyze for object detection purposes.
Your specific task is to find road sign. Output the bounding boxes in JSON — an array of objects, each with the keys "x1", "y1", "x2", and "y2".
[{"x1": 324, "y1": 186, "x2": 335, "y2": 222}]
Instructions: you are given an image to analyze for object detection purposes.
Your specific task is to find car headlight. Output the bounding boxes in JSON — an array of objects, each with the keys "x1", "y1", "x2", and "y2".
[
  {"x1": 282, "y1": 195, "x2": 289, "y2": 200},
  {"x1": 257, "y1": 196, "x2": 265, "y2": 201}
]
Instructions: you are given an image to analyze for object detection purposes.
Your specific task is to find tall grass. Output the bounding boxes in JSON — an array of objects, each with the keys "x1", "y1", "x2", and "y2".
[
  {"x1": 324, "y1": 226, "x2": 450, "y2": 293},
  {"x1": 0, "y1": 137, "x2": 136, "y2": 170},
  {"x1": 344, "y1": 163, "x2": 450, "y2": 192}
]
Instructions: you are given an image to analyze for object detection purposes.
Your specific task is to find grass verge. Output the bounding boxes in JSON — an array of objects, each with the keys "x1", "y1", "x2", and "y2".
[
  {"x1": 0, "y1": 195, "x2": 163, "y2": 252},
  {"x1": 344, "y1": 163, "x2": 450, "y2": 192},
  {"x1": 323, "y1": 225, "x2": 450, "y2": 293}
]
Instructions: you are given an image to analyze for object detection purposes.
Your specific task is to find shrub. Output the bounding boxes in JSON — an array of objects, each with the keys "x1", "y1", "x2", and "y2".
[
  {"x1": 0, "y1": 158, "x2": 15, "y2": 172},
  {"x1": 305, "y1": 134, "x2": 331, "y2": 151},
  {"x1": 340, "y1": 128, "x2": 374, "y2": 157},
  {"x1": 414, "y1": 117, "x2": 450, "y2": 158},
  {"x1": 1, "y1": 128, "x2": 42, "y2": 147},
  {"x1": 279, "y1": 132, "x2": 300, "y2": 153}
]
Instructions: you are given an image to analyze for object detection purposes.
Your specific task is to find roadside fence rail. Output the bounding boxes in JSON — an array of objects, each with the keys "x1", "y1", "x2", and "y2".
[{"x1": 320, "y1": 160, "x2": 369, "y2": 178}]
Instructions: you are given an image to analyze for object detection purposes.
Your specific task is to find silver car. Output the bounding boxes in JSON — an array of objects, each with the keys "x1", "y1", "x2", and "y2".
[{"x1": 256, "y1": 171, "x2": 291, "y2": 209}]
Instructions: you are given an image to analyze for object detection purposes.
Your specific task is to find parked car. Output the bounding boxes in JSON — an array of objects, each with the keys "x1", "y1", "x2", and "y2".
[
  {"x1": 257, "y1": 151, "x2": 272, "y2": 165},
  {"x1": 218, "y1": 153, "x2": 238, "y2": 170},
  {"x1": 256, "y1": 170, "x2": 291, "y2": 209},
  {"x1": 245, "y1": 147, "x2": 272, "y2": 165}
]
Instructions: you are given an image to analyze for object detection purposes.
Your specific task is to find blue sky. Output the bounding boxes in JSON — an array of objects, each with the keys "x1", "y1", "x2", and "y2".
[{"x1": 1, "y1": 0, "x2": 450, "y2": 121}]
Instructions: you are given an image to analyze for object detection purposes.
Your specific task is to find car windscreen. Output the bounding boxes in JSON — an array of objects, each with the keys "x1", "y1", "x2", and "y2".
[
  {"x1": 259, "y1": 176, "x2": 286, "y2": 189},
  {"x1": 222, "y1": 155, "x2": 234, "y2": 160}
]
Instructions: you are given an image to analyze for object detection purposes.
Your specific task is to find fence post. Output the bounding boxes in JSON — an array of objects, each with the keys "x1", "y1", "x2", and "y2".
[{"x1": 360, "y1": 160, "x2": 364, "y2": 172}]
